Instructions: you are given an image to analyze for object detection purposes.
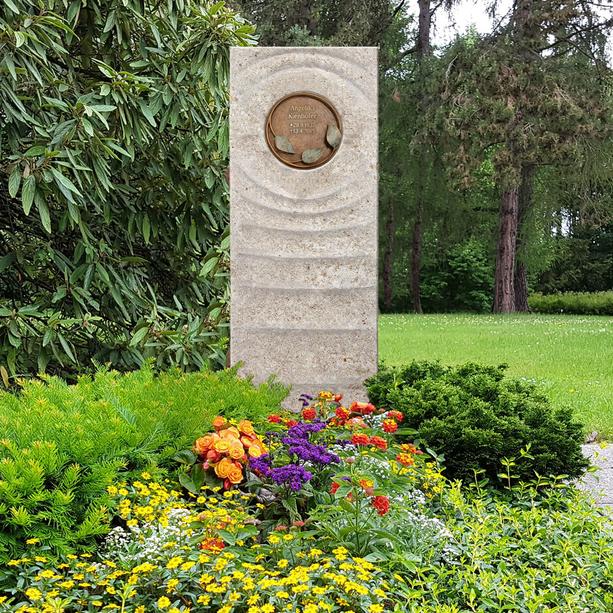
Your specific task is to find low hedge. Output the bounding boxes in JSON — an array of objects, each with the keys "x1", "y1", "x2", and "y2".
[
  {"x1": 528, "y1": 291, "x2": 613, "y2": 315},
  {"x1": 365, "y1": 361, "x2": 589, "y2": 484},
  {"x1": 0, "y1": 366, "x2": 287, "y2": 562}
]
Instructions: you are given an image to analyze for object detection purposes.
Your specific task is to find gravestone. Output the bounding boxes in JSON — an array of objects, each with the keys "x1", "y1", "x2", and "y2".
[{"x1": 229, "y1": 47, "x2": 378, "y2": 404}]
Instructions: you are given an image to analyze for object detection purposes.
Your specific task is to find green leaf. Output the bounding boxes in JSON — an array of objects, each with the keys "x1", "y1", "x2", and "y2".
[
  {"x1": 50, "y1": 167, "x2": 81, "y2": 196},
  {"x1": 4, "y1": 0, "x2": 19, "y2": 14},
  {"x1": 14, "y1": 31, "x2": 26, "y2": 48},
  {"x1": 21, "y1": 175, "x2": 36, "y2": 215},
  {"x1": 274, "y1": 135, "x2": 294, "y2": 154},
  {"x1": 142, "y1": 215, "x2": 151, "y2": 244},
  {"x1": 37, "y1": 198, "x2": 51, "y2": 233},
  {"x1": 301, "y1": 148, "x2": 322, "y2": 164},
  {"x1": 326, "y1": 124, "x2": 342, "y2": 148},
  {"x1": 130, "y1": 326, "x2": 149, "y2": 347},
  {"x1": 24, "y1": 145, "x2": 46, "y2": 157},
  {"x1": 8, "y1": 167, "x2": 21, "y2": 198}
]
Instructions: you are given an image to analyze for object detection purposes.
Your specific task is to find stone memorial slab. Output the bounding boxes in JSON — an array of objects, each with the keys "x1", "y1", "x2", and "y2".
[{"x1": 230, "y1": 47, "x2": 378, "y2": 404}]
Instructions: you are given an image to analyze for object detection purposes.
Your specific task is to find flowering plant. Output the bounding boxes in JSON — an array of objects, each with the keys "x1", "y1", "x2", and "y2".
[{"x1": 176, "y1": 417, "x2": 267, "y2": 492}]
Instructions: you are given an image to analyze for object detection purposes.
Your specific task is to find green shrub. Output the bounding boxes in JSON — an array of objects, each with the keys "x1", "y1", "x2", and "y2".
[
  {"x1": 0, "y1": 0, "x2": 255, "y2": 381},
  {"x1": 529, "y1": 291, "x2": 613, "y2": 315},
  {"x1": 365, "y1": 361, "x2": 589, "y2": 483},
  {"x1": 0, "y1": 366, "x2": 287, "y2": 562},
  {"x1": 396, "y1": 483, "x2": 613, "y2": 611}
]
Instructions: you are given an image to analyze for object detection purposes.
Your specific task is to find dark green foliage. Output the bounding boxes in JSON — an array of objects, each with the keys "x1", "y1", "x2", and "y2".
[
  {"x1": 0, "y1": 1, "x2": 255, "y2": 382},
  {"x1": 0, "y1": 366, "x2": 287, "y2": 561},
  {"x1": 365, "y1": 361, "x2": 589, "y2": 483},
  {"x1": 529, "y1": 291, "x2": 613, "y2": 315},
  {"x1": 537, "y1": 223, "x2": 613, "y2": 294},
  {"x1": 421, "y1": 239, "x2": 493, "y2": 312}
]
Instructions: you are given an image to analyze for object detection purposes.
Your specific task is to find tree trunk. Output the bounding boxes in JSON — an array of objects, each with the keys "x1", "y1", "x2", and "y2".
[
  {"x1": 382, "y1": 196, "x2": 395, "y2": 311},
  {"x1": 514, "y1": 165, "x2": 535, "y2": 311},
  {"x1": 411, "y1": 206, "x2": 423, "y2": 313},
  {"x1": 493, "y1": 187, "x2": 519, "y2": 313},
  {"x1": 408, "y1": 0, "x2": 431, "y2": 315}
]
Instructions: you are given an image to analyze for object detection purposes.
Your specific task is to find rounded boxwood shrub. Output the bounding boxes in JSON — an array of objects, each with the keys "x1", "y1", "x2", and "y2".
[{"x1": 365, "y1": 361, "x2": 589, "y2": 484}]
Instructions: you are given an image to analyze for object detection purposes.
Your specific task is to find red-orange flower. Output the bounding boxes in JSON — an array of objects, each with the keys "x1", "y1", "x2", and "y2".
[
  {"x1": 302, "y1": 407, "x2": 317, "y2": 421},
  {"x1": 335, "y1": 406, "x2": 350, "y2": 420},
  {"x1": 396, "y1": 452, "x2": 415, "y2": 467},
  {"x1": 268, "y1": 414, "x2": 282, "y2": 423},
  {"x1": 370, "y1": 435, "x2": 388, "y2": 450},
  {"x1": 372, "y1": 495, "x2": 390, "y2": 516},
  {"x1": 334, "y1": 394, "x2": 343, "y2": 402},
  {"x1": 200, "y1": 537, "x2": 225, "y2": 552},
  {"x1": 330, "y1": 481, "x2": 340, "y2": 494},
  {"x1": 350, "y1": 401, "x2": 375, "y2": 416},
  {"x1": 382, "y1": 419, "x2": 398, "y2": 433},
  {"x1": 387, "y1": 410, "x2": 404, "y2": 422},
  {"x1": 351, "y1": 432, "x2": 370, "y2": 446},
  {"x1": 286, "y1": 419, "x2": 299, "y2": 428}
]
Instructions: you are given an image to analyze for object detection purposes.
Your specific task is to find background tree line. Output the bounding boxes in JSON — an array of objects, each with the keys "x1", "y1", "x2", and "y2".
[{"x1": 236, "y1": 0, "x2": 613, "y2": 313}]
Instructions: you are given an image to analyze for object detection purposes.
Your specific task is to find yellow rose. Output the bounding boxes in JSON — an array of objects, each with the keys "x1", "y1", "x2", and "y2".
[
  {"x1": 238, "y1": 419, "x2": 255, "y2": 436},
  {"x1": 214, "y1": 439, "x2": 231, "y2": 454},
  {"x1": 228, "y1": 441, "x2": 245, "y2": 460}
]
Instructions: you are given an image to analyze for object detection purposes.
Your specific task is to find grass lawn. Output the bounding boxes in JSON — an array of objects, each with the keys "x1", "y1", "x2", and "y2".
[{"x1": 379, "y1": 313, "x2": 613, "y2": 439}]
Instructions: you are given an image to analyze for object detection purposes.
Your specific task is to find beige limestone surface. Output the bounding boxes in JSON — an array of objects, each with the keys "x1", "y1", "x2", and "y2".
[{"x1": 230, "y1": 47, "x2": 378, "y2": 407}]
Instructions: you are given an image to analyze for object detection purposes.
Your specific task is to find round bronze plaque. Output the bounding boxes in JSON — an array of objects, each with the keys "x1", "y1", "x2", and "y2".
[{"x1": 265, "y1": 92, "x2": 342, "y2": 169}]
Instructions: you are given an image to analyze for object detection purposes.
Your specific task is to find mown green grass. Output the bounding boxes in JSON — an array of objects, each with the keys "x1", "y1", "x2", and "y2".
[{"x1": 379, "y1": 314, "x2": 613, "y2": 439}]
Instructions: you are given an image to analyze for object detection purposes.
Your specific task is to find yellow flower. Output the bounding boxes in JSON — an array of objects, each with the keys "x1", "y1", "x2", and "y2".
[
  {"x1": 37, "y1": 569, "x2": 56, "y2": 579},
  {"x1": 25, "y1": 588, "x2": 42, "y2": 601},
  {"x1": 166, "y1": 578, "x2": 179, "y2": 591},
  {"x1": 369, "y1": 606, "x2": 384, "y2": 613},
  {"x1": 157, "y1": 596, "x2": 171, "y2": 609},
  {"x1": 25, "y1": 538, "x2": 40, "y2": 545},
  {"x1": 166, "y1": 556, "x2": 183, "y2": 569}
]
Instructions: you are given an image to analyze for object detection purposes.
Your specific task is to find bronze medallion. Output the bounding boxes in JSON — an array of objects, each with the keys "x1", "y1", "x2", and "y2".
[{"x1": 265, "y1": 92, "x2": 342, "y2": 169}]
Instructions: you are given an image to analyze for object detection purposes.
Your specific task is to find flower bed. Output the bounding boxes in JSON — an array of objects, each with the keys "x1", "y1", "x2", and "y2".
[{"x1": 1, "y1": 392, "x2": 611, "y2": 611}]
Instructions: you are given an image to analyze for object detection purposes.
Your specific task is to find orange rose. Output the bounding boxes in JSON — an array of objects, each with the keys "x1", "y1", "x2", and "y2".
[
  {"x1": 194, "y1": 435, "x2": 215, "y2": 455},
  {"x1": 214, "y1": 457, "x2": 234, "y2": 479},
  {"x1": 238, "y1": 420, "x2": 255, "y2": 436},
  {"x1": 227, "y1": 464, "x2": 243, "y2": 485},
  {"x1": 212, "y1": 416, "x2": 227, "y2": 431},
  {"x1": 241, "y1": 435, "x2": 254, "y2": 448},
  {"x1": 220, "y1": 426, "x2": 240, "y2": 439}
]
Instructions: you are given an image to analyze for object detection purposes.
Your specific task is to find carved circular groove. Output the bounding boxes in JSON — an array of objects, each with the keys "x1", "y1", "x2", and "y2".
[{"x1": 265, "y1": 92, "x2": 342, "y2": 169}]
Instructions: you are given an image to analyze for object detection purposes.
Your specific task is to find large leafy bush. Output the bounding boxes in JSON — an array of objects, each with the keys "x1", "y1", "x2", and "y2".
[
  {"x1": 0, "y1": 366, "x2": 286, "y2": 561},
  {"x1": 0, "y1": 1, "x2": 255, "y2": 382},
  {"x1": 365, "y1": 361, "x2": 589, "y2": 483}
]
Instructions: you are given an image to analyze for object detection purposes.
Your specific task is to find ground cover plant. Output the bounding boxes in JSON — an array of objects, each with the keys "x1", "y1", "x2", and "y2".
[
  {"x1": 0, "y1": 366, "x2": 286, "y2": 563},
  {"x1": 378, "y1": 313, "x2": 613, "y2": 438},
  {"x1": 1, "y1": 391, "x2": 611, "y2": 611},
  {"x1": 366, "y1": 361, "x2": 589, "y2": 483}
]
